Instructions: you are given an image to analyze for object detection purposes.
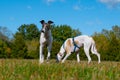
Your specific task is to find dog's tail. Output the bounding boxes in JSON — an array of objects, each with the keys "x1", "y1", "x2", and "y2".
[{"x1": 90, "y1": 37, "x2": 97, "y2": 54}]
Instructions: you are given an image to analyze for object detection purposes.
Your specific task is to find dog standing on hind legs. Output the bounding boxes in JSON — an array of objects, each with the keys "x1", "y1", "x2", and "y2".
[
  {"x1": 56, "y1": 35, "x2": 101, "y2": 64},
  {"x1": 39, "y1": 20, "x2": 53, "y2": 64}
]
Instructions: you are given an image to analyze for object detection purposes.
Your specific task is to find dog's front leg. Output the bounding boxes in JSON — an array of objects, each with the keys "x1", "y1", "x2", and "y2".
[
  {"x1": 61, "y1": 52, "x2": 72, "y2": 63},
  {"x1": 77, "y1": 53, "x2": 80, "y2": 63},
  {"x1": 47, "y1": 42, "x2": 52, "y2": 62},
  {"x1": 39, "y1": 44, "x2": 44, "y2": 63}
]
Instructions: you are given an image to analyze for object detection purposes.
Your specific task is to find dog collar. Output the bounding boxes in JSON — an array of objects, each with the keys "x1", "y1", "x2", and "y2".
[{"x1": 72, "y1": 37, "x2": 80, "y2": 52}]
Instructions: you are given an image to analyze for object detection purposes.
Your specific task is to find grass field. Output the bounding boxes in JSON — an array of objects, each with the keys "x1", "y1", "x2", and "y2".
[{"x1": 0, "y1": 59, "x2": 120, "y2": 80}]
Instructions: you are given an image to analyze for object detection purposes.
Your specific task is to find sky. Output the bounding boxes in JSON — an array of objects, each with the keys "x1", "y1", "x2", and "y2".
[{"x1": 0, "y1": 0, "x2": 120, "y2": 36}]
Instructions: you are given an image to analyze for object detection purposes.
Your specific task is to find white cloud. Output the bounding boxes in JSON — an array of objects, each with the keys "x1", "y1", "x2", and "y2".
[
  {"x1": 86, "y1": 19, "x2": 102, "y2": 26},
  {"x1": 60, "y1": 0, "x2": 65, "y2": 2},
  {"x1": 73, "y1": 5, "x2": 95, "y2": 11},
  {"x1": 47, "y1": 0, "x2": 55, "y2": 3},
  {"x1": 10, "y1": 17, "x2": 15, "y2": 21},
  {"x1": 73, "y1": 5, "x2": 80, "y2": 11},
  {"x1": 27, "y1": 5, "x2": 32, "y2": 10},
  {"x1": 45, "y1": 0, "x2": 56, "y2": 5},
  {"x1": 99, "y1": 0, "x2": 120, "y2": 8},
  {"x1": 84, "y1": 6, "x2": 95, "y2": 10},
  {"x1": 45, "y1": 0, "x2": 66, "y2": 5}
]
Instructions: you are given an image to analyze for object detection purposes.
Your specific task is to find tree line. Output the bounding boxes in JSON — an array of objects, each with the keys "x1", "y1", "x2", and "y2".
[{"x1": 0, "y1": 24, "x2": 120, "y2": 61}]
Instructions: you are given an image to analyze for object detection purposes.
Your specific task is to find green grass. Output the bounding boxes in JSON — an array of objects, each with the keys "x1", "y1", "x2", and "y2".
[{"x1": 0, "y1": 59, "x2": 120, "y2": 80}]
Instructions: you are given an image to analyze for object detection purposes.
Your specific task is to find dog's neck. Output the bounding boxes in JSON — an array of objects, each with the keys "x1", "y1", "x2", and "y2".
[{"x1": 41, "y1": 29, "x2": 52, "y2": 39}]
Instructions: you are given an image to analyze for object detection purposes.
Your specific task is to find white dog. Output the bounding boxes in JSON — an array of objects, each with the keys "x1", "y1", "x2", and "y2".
[
  {"x1": 39, "y1": 20, "x2": 53, "y2": 63},
  {"x1": 56, "y1": 35, "x2": 101, "y2": 64}
]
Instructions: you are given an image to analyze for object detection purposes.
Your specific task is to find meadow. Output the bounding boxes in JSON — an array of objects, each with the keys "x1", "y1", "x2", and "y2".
[{"x1": 0, "y1": 59, "x2": 120, "y2": 80}]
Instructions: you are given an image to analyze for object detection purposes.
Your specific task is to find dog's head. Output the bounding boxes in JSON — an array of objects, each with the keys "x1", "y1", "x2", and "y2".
[
  {"x1": 56, "y1": 52, "x2": 63, "y2": 62},
  {"x1": 40, "y1": 20, "x2": 54, "y2": 33}
]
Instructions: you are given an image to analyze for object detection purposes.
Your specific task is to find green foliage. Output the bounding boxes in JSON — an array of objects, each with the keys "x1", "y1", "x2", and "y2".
[
  {"x1": 17, "y1": 24, "x2": 40, "y2": 40},
  {"x1": 0, "y1": 26, "x2": 12, "y2": 40},
  {"x1": 52, "y1": 25, "x2": 81, "y2": 42},
  {"x1": 25, "y1": 39, "x2": 39, "y2": 59},
  {"x1": 51, "y1": 41, "x2": 62, "y2": 59},
  {"x1": 0, "y1": 39, "x2": 9, "y2": 58},
  {"x1": 92, "y1": 25, "x2": 120, "y2": 61},
  {"x1": 52, "y1": 25, "x2": 72, "y2": 42},
  {"x1": 11, "y1": 33, "x2": 27, "y2": 58},
  {"x1": 0, "y1": 26, "x2": 12, "y2": 58},
  {"x1": 11, "y1": 24, "x2": 40, "y2": 59}
]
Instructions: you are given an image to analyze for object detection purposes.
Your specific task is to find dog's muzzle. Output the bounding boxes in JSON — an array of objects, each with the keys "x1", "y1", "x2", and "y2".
[
  {"x1": 56, "y1": 55, "x2": 59, "y2": 63},
  {"x1": 41, "y1": 30, "x2": 45, "y2": 33}
]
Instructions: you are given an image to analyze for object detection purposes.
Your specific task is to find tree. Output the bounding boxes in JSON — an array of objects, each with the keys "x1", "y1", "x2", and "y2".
[
  {"x1": 112, "y1": 25, "x2": 120, "y2": 39},
  {"x1": 17, "y1": 24, "x2": 40, "y2": 40},
  {"x1": 25, "y1": 39, "x2": 39, "y2": 59},
  {"x1": 52, "y1": 25, "x2": 81, "y2": 42},
  {"x1": 11, "y1": 33, "x2": 27, "y2": 58},
  {"x1": 0, "y1": 26, "x2": 12, "y2": 41},
  {"x1": 92, "y1": 33, "x2": 110, "y2": 61},
  {"x1": 0, "y1": 26, "x2": 12, "y2": 58},
  {"x1": 92, "y1": 25, "x2": 120, "y2": 61}
]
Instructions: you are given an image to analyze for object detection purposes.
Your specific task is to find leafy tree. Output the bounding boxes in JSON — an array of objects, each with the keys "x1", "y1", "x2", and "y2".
[
  {"x1": 92, "y1": 25, "x2": 120, "y2": 61},
  {"x1": 106, "y1": 30, "x2": 120, "y2": 61},
  {"x1": 0, "y1": 39, "x2": 8, "y2": 58},
  {"x1": 26, "y1": 39, "x2": 39, "y2": 59},
  {"x1": 52, "y1": 25, "x2": 81, "y2": 42},
  {"x1": 15, "y1": 24, "x2": 40, "y2": 58},
  {"x1": 0, "y1": 26, "x2": 12, "y2": 58},
  {"x1": 11, "y1": 33, "x2": 27, "y2": 58},
  {"x1": 112, "y1": 25, "x2": 120, "y2": 39},
  {"x1": 72, "y1": 29, "x2": 81, "y2": 37},
  {"x1": 0, "y1": 26, "x2": 12, "y2": 41},
  {"x1": 17, "y1": 24, "x2": 40, "y2": 40},
  {"x1": 92, "y1": 33, "x2": 110, "y2": 61}
]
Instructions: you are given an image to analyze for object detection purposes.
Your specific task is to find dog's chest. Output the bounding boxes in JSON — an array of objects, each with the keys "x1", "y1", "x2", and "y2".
[{"x1": 40, "y1": 33, "x2": 52, "y2": 44}]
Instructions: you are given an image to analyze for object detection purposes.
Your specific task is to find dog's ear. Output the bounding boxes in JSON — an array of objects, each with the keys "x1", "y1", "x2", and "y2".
[
  {"x1": 48, "y1": 20, "x2": 54, "y2": 24},
  {"x1": 40, "y1": 20, "x2": 45, "y2": 24}
]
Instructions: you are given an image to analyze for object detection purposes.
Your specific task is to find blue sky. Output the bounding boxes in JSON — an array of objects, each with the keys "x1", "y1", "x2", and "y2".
[{"x1": 0, "y1": 0, "x2": 120, "y2": 36}]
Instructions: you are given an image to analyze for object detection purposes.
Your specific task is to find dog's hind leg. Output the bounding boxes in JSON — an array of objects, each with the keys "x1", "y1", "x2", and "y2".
[
  {"x1": 91, "y1": 42, "x2": 100, "y2": 63},
  {"x1": 84, "y1": 44, "x2": 91, "y2": 64},
  {"x1": 92, "y1": 51, "x2": 101, "y2": 64},
  {"x1": 94, "y1": 52, "x2": 101, "y2": 64}
]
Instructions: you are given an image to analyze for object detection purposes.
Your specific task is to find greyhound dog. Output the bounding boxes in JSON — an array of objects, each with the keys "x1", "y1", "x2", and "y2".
[
  {"x1": 56, "y1": 35, "x2": 101, "y2": 64},
  {"x1": 39, "y1": 20, "x2": 53, "y2": 63}
]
